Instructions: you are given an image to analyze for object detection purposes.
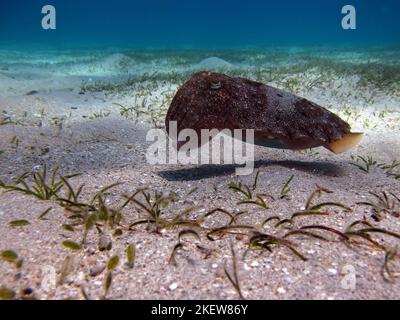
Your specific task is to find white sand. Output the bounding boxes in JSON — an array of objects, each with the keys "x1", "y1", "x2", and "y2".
[{"x1": 0, "y1": 48, "x2": 400, "y2": 300}]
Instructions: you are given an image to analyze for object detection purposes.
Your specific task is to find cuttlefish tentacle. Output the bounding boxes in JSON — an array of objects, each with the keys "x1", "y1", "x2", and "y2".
[{"x1": 166, "y1": 71, "x2": 363, "y2": 154}]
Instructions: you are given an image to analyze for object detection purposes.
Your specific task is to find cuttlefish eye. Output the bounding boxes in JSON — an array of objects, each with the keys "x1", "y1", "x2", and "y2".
[{"x1": 210, "y1": 82, "x2": 222, "y2": 90}]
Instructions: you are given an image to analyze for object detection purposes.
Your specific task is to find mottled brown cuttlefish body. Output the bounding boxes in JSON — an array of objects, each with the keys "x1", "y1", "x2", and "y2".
[{"x1": 166, "y1": 71, "x2": 363, "y2": 154}]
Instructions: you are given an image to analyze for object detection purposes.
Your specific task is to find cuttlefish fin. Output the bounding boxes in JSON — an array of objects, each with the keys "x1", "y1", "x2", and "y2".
[{"x1": 327, "y1": 132, "x2": 363, "y2": 154}]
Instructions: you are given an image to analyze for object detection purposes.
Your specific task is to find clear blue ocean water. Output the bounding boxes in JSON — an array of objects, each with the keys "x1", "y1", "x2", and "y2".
[{"x1": 0, "y1": 0, "x2": 399, "y2": 49}]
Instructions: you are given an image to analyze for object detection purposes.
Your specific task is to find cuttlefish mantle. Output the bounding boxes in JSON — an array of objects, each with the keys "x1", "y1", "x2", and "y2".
[{"x1": 165, "y1": 72, "x2": 363, "y2": 154}]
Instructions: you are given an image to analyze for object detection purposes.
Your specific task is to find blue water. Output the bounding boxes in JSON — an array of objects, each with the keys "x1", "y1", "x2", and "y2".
[{"x1": 0, "y1": 0, "x2": 399, "y2": 49}]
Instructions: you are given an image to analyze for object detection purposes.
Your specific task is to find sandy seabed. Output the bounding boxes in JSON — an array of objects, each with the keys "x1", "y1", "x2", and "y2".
[{"x1": 0, "y1": 47, "x2": 400, "y2": 300}]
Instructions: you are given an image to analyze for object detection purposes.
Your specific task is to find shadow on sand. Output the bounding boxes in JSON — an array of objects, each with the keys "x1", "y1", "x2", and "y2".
[
  {"x1": 0, "y1": 119, "x2": 345, "y2": 184},
  {"x1": 158, "y1": 159, "x2": 344, "y2": 181}
]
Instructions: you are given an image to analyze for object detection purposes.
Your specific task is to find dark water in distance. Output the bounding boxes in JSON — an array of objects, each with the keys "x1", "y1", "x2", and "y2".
[{"x1": 0, "y1": 0, "x2": 399, "y2": 49}]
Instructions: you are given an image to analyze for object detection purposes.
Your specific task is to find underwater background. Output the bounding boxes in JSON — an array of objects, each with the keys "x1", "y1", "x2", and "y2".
[{"x1": 0, "y1": 0, "x2": 399, "y2": 49}]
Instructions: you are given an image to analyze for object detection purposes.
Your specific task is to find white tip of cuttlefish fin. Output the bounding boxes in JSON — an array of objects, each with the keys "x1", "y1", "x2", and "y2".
[{"x1": 327, "y1": 132, "x2": 364, "y2": 154}]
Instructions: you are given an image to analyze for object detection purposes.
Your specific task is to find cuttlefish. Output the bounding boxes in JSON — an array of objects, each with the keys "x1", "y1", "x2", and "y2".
[{"x1": 166, "y1": 71, "x2": 363, "y2": 154}]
